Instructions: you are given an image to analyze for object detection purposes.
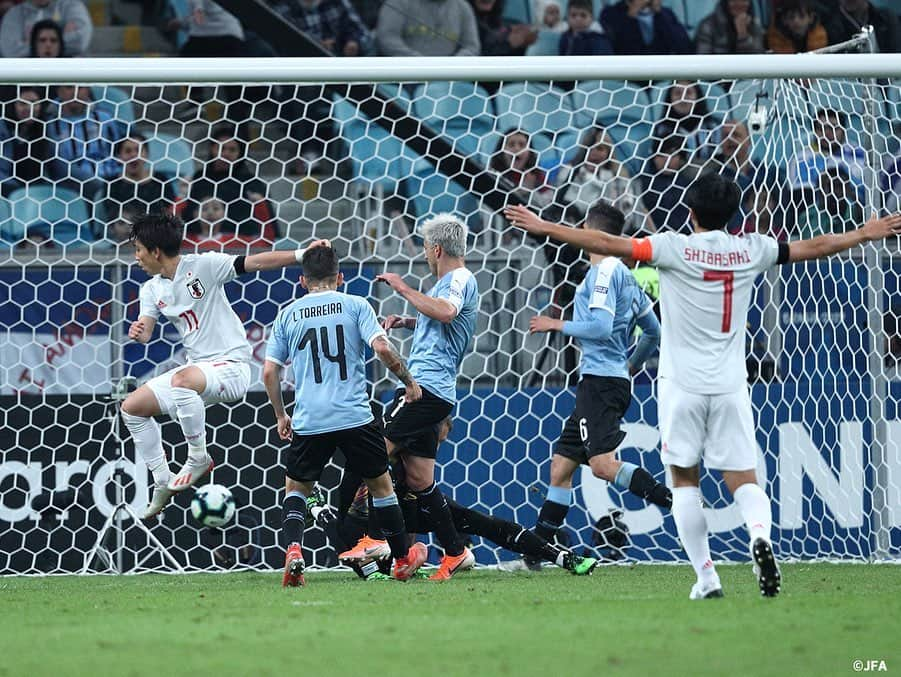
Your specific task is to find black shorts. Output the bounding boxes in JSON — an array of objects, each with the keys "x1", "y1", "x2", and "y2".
[
  {"x1": 285, "y1": 421, "x2": 388, "y2": 483},
  {"x1": 382, "y1": 386, "x2": 454, "y2": 459},
  {"x1": 555, "y1": 375, "x2": 631, "y2": 464}
]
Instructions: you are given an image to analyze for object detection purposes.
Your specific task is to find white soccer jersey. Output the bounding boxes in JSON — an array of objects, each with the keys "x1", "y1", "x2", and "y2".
[
  {"x1": 640, "y1": 230, "x2": 781, "y2": 394},
  {"x1": 138, "y1": 252, "x2": 252, "y2": 363}
]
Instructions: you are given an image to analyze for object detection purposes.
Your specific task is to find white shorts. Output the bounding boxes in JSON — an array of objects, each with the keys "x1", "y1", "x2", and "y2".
[
  {"x1": 658, "y1": 379, "x2": 757, "y2": 471},
  {"x1": 147, "y1": 360, "x2": 252, "y2": 418}
]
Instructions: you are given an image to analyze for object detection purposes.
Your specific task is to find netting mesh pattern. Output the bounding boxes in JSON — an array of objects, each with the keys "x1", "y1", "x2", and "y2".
[{"x1": 1, "y1": 75, "x2": 900, "y2": 574}]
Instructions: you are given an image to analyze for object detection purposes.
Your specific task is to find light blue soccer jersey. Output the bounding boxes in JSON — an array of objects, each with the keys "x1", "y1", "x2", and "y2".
[
  {"x1": 407, "y1": 267, "x2": 479, "y2": 404},
  {"x1": 266, "y1": 290, "x2": 386, "y2": 435},
  {"x1": 565, "y1": 257, "x2": 657, "y2": 379}
]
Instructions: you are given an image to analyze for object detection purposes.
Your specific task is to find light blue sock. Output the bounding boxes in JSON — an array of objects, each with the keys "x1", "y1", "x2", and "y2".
[
  {"x1": 546, "y1": 485, "x2": 572, "y2": 506},
  {"x1": 371, "y1": 493, "x2": 399, "y2": 508},
  {"x1": 614, "y1": 463, "x2": 638, "y2": 491}
]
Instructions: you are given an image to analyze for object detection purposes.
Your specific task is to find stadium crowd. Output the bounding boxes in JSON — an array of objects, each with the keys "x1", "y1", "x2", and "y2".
[{"x1": 0, "y1": 0, "x2": 897, "y2": 254}]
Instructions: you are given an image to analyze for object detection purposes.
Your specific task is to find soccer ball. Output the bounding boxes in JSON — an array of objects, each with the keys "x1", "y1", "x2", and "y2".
[{"x1": 190, "y1": 484, "x2": 236, "y2": 528}]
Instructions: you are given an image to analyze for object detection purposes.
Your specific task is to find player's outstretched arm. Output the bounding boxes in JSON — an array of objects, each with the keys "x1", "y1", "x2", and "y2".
[
  {"x1": 127, "y1": 316, "x2": 157, "y2": 343},
  {"x1": 242, "y1": 239, "x2": 331, "y2": 273},
  {"x1": 262, "y1": 359, "x2": 292, "y2": 441},
  {"x1": 372, "y1": 335, "x2": 423, "y2": 403},
  {"x1": 788, "y1": 214, "x2": 901, "y2": 262},
  {"x1": 376, "y1": 273, "x2": 457, "y2": 324},
  {"x1": 382, "y1": 314, "x2": 416, "y2": 331},
  {"x1": 504, "y1": 205, "x2": 635, "y2": 258}
]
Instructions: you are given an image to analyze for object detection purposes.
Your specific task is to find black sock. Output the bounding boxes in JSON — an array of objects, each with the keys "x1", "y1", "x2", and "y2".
[
  {"x1": 370, "y1": 494, "x2": 410, "y2": 560},
  {"x1": 282, "y1": 493, "x2": 307, "y2": 549},
  {"x1": 414, "y1": 483, "x2": 464, "y2": 556},
  {"x1": 336, "y1": 514, "x2": 368, "y2": 552},
  {"x1": 629, "y1": 467, "x2": 673, "y2": 509},
  {"x1": 534, "y1": 499, "x2": 569, "y2": 544},
  {"x1": 366, "y1": 495, "x2": 386, "y2": 540},
  {"x1": 456, "y1": 506, "x2": 563, "y2": 564}
]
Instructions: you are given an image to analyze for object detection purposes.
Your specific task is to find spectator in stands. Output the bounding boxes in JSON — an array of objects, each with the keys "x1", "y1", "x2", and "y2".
[
  {"x1": 766, "y1": 0, "x2": 828, "y2": 53},
  {"x1": 490, "y1": 128, "x2": 552, "y2": 211},
  {"x1": 178, "y1": 1, "x2": 248, "y2": 123},
  {"x1": 272, "y1": 0, "x2": 372, "y2": 56},
  {"x1": 638, "y1": 135, "x2": 691, "y2": 233},
  {"x1": 881, "y1": 155, "x2": 901, "y2": 215},
  {"x1": 736, "y1": 187, "x2": 789, "y2": 241},
  {"x1": 796, "y1": 165, "x2": 863, "y2": 239},
  {"x1": 0, "y1": 84, "x2": 63, "y2": 197},
  {"x1": 824, "y1": 0, "x2": 900, "y2": 53},
  {"x1": 376, "y1": 0, "x2": 480, "y2": 56},
  {"x1": 653, "y1": 80, "x2": 721, "y2": 167},
  {"x1": 47, "y1": 84, "x2": 121, "y2": 199},
  {"x1": 559, "y1": 0, "x2": 612, "y2": 55},
  {"x1": 29, "y1": 18, "x2": 64, "y2": 57},
  {"x1": 0, "y1": 0, "x2": 92, "y2": 58},
  {"x1": 696, "y1": 0, "x2": 765, "y2": 54},
  {"x1": 600, "y1": 0, "x2": 692, "y2": 56},
  {"x1": 100, "y1": 202, "x2": 142, "y2": 249},
  {"x1": 535, "y1": 0, "x2": 566, "y2": 32},
  {"x1": 349, "y1": 0, "x2": 382, "y2": 30},
  {"x1": 184, "y1": 197, "x2": 243, "y2": 250},
  {"x1": 550, "y1": 125, "x2": 650, "y2": 235},
  {"x1": 787, "y1": 107, "x2": 866, "y2": 192},
  {"x1": 102, "y1": 132, "x2": 177, "y2": 227},
  {"x1": 469, "y1": 0, "x2": 537, "y2": 57},
  {"x1": 708, "y1": 119, "x2": 760, "y2": 230},
  {"x1": 184, "y1": 124, "x2": 281, "y2": 244}
]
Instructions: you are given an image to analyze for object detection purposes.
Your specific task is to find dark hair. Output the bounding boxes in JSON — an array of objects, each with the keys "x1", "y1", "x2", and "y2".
[
  {"x1": 5, "y1": 85, "x2": 48, "y2": 123},
  {"x1": 568, "y1": 0, "x2": 593, "y2": 13},
  {"x1": 684, "y1": 172, "x2": 741, "y2": 231},
  {"x1": 210, "y1": 123, "x2": 246, "y2": 157},
  {"x1": 586, "y1": 200, "x2": 626, "y2": 235},
  {"x1": 776, "y1": 0, "x2": 815, "y2": 17},
  {"x1": 129, "y1": 212, "x2": 184, "y2": 257},
  {"x1": 29, "y1": 19, "x2": 64, "y2": 58},
  {"x1": 655, "y1": 135, "x2": 687, "y2": 160},
  {"x1": 301, "y1": 245, "x2": 339, "y2": 283},
  {"x1": 662, "y1": 80, "x2": 710, "y2": 130},
  {"x1": 816, "y1": 107, "x2": 848, "y2": 127},
  {"x1": 490, "y1": 128, "x2": 538, "y2": 174},
  {"x1": 115, "y1": 131, "x2": 148, "y2": 156}
]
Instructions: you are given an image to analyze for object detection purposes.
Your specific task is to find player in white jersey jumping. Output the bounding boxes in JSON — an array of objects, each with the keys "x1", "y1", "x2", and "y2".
[
  {"x1": 122, "y1": 212, "x2": 328, "y2": 519},
  {"x1": 506, "y1": 174, "x2": 901, "y2": 599}
]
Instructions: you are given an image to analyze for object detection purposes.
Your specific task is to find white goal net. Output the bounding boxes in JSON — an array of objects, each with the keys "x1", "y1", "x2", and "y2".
[{"x1": 1, "y1": 54, "x2": 899, "y2": 574}]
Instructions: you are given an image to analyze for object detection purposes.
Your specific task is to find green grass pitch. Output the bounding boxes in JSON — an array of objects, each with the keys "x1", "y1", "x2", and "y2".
[{"x1": 2, "y1": 563, "x2": 899, "y2": 677}]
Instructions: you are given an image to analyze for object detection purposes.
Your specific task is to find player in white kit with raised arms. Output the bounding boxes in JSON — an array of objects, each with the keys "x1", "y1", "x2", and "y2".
[
  {"x1": 506, "y1": 175, "x2": 901, "y2": 598},
  {"x1": 121, "y1": 212, "x2": 329, "y2": 519}
]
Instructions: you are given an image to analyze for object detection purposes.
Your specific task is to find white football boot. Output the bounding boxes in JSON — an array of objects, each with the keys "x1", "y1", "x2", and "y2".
[
  {"x1": 142, "y1": 482, "x2": 175, "y2": 519},
  {"x1": 689, "y1": 579, "x2": 724, "y2": 600},
  {"x1": 167, "y1": 453, "x2": 214, "y2": 492}
]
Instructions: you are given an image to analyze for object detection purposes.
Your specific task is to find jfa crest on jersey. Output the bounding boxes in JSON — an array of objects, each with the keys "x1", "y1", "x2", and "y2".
[
  {"x1": 186, "y1": 275, "x2": 205, "y2": 299},
  {"x1": 138, "y1": 252, "x2": 252, "y2": 363},
  {"x1": 646, "y1": 230, "x2": 779, "y2": 394}
]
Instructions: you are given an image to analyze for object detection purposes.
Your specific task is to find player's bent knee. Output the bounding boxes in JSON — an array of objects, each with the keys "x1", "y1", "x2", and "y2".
[
  {"x1": 170, "y1": 366, "x2": 206, "y2": 392},
  {"x1": 363, "y1": 472, "x2": 394, "y2": 498},
  {"x1": 590, "y1": 455, "x2": 618, "y2": 482}
]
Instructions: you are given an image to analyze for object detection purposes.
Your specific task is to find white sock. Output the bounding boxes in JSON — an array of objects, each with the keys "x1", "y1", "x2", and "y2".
[
  {"x1": 733, "y1": 483, "x2": 772, "y2": 544},
  {"x1": 171, "y1": 386, "x2": 207, "y2": 458},
  {"x1": 121, "y1": 411, "x2": 169, "y2": 485},
  {"x1": 672, "y1": 486, "x2": 718, "y2": 587}
]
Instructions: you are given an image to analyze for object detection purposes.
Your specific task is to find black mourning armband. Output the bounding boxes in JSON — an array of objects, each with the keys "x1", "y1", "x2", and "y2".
[
  {"x1": 776, "y1": 242, "x2": 790, "y2": 265},
  {"x1": 233, "y1": 256, "x2": 247, "y2": 275}
]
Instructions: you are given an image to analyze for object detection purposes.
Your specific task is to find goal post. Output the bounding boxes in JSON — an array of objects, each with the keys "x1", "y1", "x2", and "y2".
[{"x1": 1, "y1": 54, "x2": 900, "y2": 574}]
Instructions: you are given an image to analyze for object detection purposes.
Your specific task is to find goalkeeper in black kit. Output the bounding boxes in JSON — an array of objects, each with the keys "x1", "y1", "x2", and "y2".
[{"x1": 310, "y1": 417, "x2": 599, "y2": 580}]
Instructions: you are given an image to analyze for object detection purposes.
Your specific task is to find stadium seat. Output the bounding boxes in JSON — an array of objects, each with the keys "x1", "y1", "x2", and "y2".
[
  {"x1": 495, "y1": 81, "x2": 579, "y2": 138},
  {"x1": 682, "y1": 0, "x2": 717, "y2": 35},
  {"x1": 525, "y1": 30, "x2": 561, "y2": 56},
  {"x1": 571, "y1": 80, "x2": 654, "y2": 129},
  {"x1": 91, "y1": 85, "x2": 136, "y2": 136},
  {"x1": 408, "y1": 159, "x2": 484, "y2": 238},
  {"x1": 1, "y1": 185, "x2": 92, "y2": 246},
  {"x1": 502, "y1": 0, "x2": 532, "y2": 24},
  {"x1": 146, "y1": 132, "x2": 195, "y2": 180},
  {"x1": 414, "y1": 81, "x2": 495, "y2": 163}
]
